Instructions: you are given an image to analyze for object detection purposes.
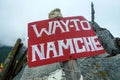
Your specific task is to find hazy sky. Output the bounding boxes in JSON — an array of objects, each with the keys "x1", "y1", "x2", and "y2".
[{"x1": 0, "y1": 0, "x2": 120, "y2": 46}]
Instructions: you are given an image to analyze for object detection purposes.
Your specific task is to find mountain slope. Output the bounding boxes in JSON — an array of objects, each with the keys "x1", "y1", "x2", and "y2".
[{"x1": 0, "y1": 46, "x2": 12, "y2": 63}]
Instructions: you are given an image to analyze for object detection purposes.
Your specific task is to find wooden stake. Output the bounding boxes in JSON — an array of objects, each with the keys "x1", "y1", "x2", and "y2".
[
  {"x1": 49, "y1": 8, "x2": 81, "y2": 80},
  {"x1": 91, "y1": 2, "x2": 95, "y2": 25},
  {"x1": 1, "y1": 38, "x2": 22, "y2": 80}
]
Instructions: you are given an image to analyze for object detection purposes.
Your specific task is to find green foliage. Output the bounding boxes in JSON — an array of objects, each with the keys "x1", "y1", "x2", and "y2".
[{"x1": 0, "y1": 46, "x2": 12, "y2": 63}]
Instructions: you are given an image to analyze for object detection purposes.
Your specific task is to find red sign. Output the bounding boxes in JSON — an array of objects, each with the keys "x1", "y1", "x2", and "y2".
[{"x1": 28, "y1": 16, "x2": 105, "y2": 67}]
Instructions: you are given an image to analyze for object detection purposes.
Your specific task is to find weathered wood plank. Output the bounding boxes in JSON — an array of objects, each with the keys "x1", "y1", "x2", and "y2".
[
  {"x1": 49, "y1": 8, "x2": 81, "y2": 80},
  {"x1": 1, "y1": 38, "x2": 22, "y2": 80}
]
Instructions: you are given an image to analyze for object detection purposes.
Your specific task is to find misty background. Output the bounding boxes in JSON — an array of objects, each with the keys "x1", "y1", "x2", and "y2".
[{"x1": 0, "y1": 0, "x2": 120, "y2": 46}]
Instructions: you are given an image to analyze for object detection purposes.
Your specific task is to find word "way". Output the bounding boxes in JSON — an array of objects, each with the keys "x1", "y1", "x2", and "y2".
[{"x1": 31, "y1": 19, "x2": 91, "y2": 38}]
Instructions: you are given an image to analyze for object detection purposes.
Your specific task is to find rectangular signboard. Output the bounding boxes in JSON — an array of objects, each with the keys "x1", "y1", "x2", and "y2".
[{"x1": 28, "y1": 16, "x2": 105, "y2": 67}]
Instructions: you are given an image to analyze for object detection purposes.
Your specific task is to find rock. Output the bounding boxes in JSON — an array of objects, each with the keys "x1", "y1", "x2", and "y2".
[
  {"x1": 20, "y1": 53, "x2": 120, "y2": 80},
  {"x1": 20, "y1": 63, "x2": 60, "y2": 80},
  {"x1": 19, "y1": 22, "x2": 120, "y2": 80},
  {"x1": 90, "y1": 22, "x2": 120, "y2": 56},
  {"x1": 77, "y1": 54, "x2": 120, "y2": 80}
]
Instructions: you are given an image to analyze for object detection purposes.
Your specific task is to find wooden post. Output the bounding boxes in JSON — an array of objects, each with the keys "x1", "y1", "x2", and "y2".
[
  {"x1": 1, "y1": 38, "x2": 22, "y2": 80},
  {"x1": 9, "y1": 49, "x2": 27, "y2": 80},
  {"x1": 1, "y1": 38, "x2": 27, "y2": 80},
  {"x1": 91, "y1": 2, "x2": 95, "y2": 25},
  {"x1": 49, "y1": 8, "x2": 81, "y2": 80}
]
